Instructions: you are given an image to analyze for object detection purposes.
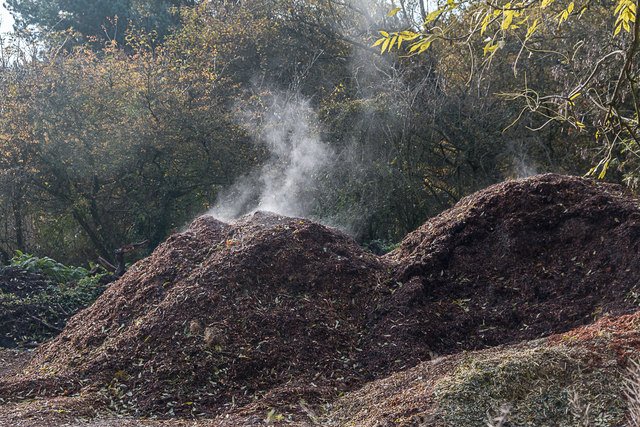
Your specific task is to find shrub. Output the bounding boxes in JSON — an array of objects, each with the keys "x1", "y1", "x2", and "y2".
[{"x1": 0, "y1": 253, "x2": 108, "y2": 346}]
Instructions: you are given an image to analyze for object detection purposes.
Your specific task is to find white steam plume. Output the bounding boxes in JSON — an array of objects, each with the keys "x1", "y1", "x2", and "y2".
[
  {"x1": 507, "y1": 140, "x2": 539, "y2": 178},
  {"x1": 209, "y1": 93, "x2": 334, "y2": 221}
]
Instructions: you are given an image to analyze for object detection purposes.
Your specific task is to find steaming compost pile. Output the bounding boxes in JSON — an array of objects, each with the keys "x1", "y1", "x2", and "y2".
[
  {"x1": 0, "y1": 212, "x2": 388, "y2": 415},
  {"x1": 1, "y1": 174, "x2": 640, "y2": 424}
]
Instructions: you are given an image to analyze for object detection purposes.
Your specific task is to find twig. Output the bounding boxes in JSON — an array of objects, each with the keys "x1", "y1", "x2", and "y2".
[{"x1": 29, "y1": 315, "x2": 62, "y2": 332}]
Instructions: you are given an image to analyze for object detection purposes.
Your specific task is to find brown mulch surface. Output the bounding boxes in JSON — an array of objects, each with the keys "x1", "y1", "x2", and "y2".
[
  {"x1": 2, "y1": 173, "x2": 640, "y2": 425},
  {"x1": 550, "y1": 310, "x2": 640, "y2": 362},
  {"x1": 0, "y1": 348, "x2": 32, "y2": 378},
  {"x1": 363, "y1": 173, "x2": 640, "y2": 372},
  {"x1": 1, "y1": 212, "x2": 389, "y2": 416}
]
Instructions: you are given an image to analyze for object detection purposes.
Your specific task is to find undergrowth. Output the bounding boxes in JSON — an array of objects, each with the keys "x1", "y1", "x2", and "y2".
[
  {"x1": 10, "y1": 250, "x2": 95, "y2": 283},
  {"x1": 0, "y1": 252, "x2": 108, "y2": 346}
]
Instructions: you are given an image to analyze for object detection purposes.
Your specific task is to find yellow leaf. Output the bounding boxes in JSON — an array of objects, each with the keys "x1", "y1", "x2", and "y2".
[
  {"x1": 481, "y1": 12, "x2": 493, "y2": 35},
  {"x1": 598, "y1": 160, "x2": 610, "y2": 179},
  {"x1": 502, "y1": 10, "x2": 515, "y2": 30},
  {"x1": 419, "y1": 40, "x2": 433, "y2": 52},
  {"x1": 526, "y1": 18, "x2": 539, "y2": 39},
  {"x1": 400, "y1": 30, "x2": 420, "y2": 40},
  {"x1": 425, "y1": 7, "x2": 444, "y2": 24},
  {"x1": 615, "y1": 22, "x2": 623, "y2": 35},
  {"x1": 578, "y1": 5, "x2": 588, "y2": 16},
  {"x1": 483, "y1": 41, "x2": 499, "y2": 56},
  {"x1": 409, "y1": 42, "x2": 422, "y2": 53},
  {"x1": 389, "y1": 35, "x2": 398, "y2": 50},
  {"x1": 381, "y1": 37, "x2": 391, "y2": 53},
  {"x1": 557, "y1": 7, "x2": 570, "y2": 24},
  {"x1": 387, "y1": 7, "x2": 401, "y2": 17}
]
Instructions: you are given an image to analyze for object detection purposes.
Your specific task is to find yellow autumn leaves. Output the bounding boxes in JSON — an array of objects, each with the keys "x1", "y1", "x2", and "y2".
[
  {"x1": 373, "y1": 30, "x2": 421, "y2": 54},
  {"x1": 374, "y1": 0, "x2": 637, "y2": 57},
  {"x1": 615, "y1": 0, "x2": 637, "y2": 35}
]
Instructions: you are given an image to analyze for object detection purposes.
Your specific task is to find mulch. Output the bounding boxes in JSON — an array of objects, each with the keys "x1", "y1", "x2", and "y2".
[
  {"x1": 1, "y1": 213, "x2": 389, "y2": 415},
  {"x1": 2, "y1": 174, "x2": 640, "y2": 422},
  {"x1": 363, "y1": 173, "x2": 640, "y2": 373}
]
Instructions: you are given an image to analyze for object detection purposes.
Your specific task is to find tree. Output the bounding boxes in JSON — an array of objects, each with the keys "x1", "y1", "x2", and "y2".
[
  {"x1": 376, "y1": 0, "x2": 640, "y2": 185},
  {"x1": 5, "y1": 0, "x2": 197, "y2": 47},
  {"x1": 0, "y1": 0, "x2": 602, "y2": 262},
  {"x1": 0, "y1": 28, "x2": 254, "y2": 262}
]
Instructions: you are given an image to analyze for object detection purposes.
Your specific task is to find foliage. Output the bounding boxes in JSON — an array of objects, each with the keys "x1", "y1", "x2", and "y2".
[
  {"x1": 376, "y1": 0, "x2": 640, "y2": 184},
  {"x1": 0, "y1": 0, "x2": 610, "y2": 262},
  {"x1": 10, "y1": 250, "x2": 92, "y2": 283},
  {"x1": 0, "y1": 253, "x2": 107, "y2": 346},
  {"x1": 5, "y1": 0, "x2": 197, "y2": 48},
  {"x1": 0, "y1": 15, "x2": 256, "y2": 262}
]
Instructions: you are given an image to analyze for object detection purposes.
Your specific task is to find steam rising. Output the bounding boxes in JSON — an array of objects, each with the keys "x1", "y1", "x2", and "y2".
[
  {"x1": 506, "y1": 140, "x2": 539, "y2": 178},
  {"x1": 209, "y1": 94, "x2": 334, "y2": 221}
]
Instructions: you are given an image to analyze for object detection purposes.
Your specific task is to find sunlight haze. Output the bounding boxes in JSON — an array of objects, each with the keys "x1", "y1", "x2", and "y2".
[{"x1": 0, "y1": 3, "x2": 13, "y2": 33}]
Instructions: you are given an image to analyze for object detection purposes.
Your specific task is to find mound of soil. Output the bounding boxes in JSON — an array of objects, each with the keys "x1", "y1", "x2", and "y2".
[
  {"x1": 365, "y1": 173, "x2": 640, "y2": 372},
  {"x1": 2, "y1": 212, "x2": 387, "y2": 415},
  {"x1": 0, "y1": 267, "x2": 53, "y2": 298}
]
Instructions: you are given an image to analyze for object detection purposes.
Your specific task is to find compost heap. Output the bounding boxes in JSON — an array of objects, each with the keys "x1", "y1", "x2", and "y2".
[
  {"x1": 2, "y1": 173, "x2": 640, "y2": 418},
  {"x1": 365, "y1": 173, "x2": 640, "y2": 373},
  {"x1": 323, "y1": 312, "x2": 640, "y2": 427},
  {"x1": 1, "y1": 212, "x2": 389, "y2": 414}
]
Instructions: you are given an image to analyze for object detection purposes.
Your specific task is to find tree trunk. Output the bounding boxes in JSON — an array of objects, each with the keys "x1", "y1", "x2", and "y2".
[
  {"x1": 71, "y1": 208, "x2": 113, "y2": 262},
  {"x1": 12, "y1": 197, "x2": 25, "y2": 252}
]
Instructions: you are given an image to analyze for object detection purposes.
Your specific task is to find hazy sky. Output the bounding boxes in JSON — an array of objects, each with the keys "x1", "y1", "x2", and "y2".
[{"x1": 0, "y1": 3, "x2": 13, "y2": 33}]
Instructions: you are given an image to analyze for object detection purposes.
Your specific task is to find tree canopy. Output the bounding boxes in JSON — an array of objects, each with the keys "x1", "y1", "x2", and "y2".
[
  {"x1": 0, "y1": 0, "x2": 627, "y2": 263},
  {"x1": 377, "y1": 0, "x2": 640, "y2": 184},
  {"x1": 5, "y1": 0, "x2": 197, "y2": 46}
]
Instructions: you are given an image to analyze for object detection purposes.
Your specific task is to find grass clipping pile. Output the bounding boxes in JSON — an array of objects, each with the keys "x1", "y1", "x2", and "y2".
[{"x1": 2, "y1": 174, "x2": 640, "y2": 422}]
